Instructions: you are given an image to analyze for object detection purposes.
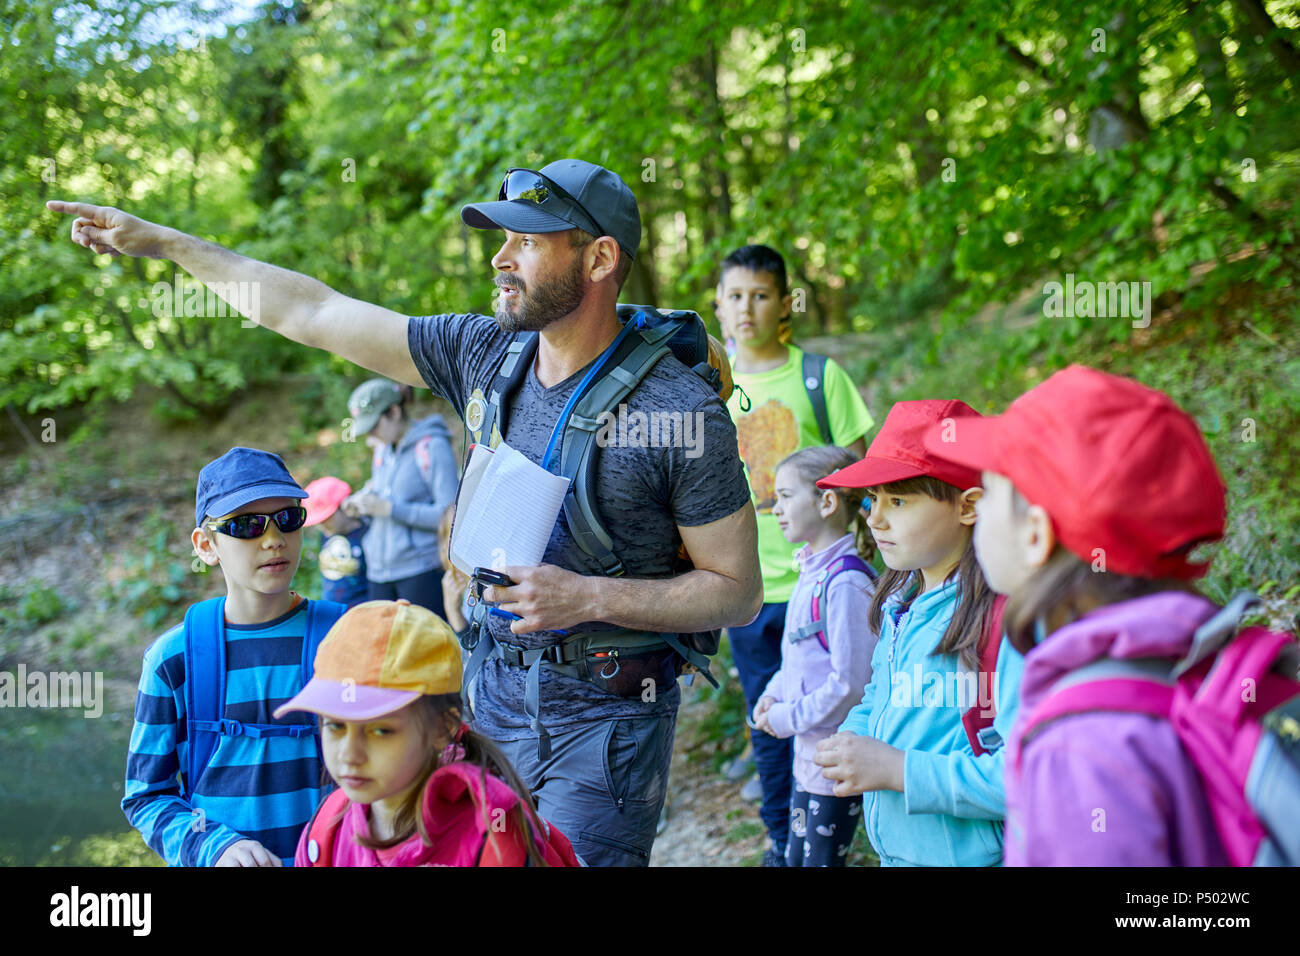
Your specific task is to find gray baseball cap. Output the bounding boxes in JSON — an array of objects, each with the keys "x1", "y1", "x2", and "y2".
[
  {"x1": 347, "y1": 379, "x2": 403, "y2": 436},
  {"x1": 461, "y1": 159, "x2": 641, "y2": 261}
]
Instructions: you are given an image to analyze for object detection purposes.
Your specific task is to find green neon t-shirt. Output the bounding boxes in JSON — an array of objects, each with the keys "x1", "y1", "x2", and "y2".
[{"x1": 727, "y1": 344, "x2": 875, "y2": 603}]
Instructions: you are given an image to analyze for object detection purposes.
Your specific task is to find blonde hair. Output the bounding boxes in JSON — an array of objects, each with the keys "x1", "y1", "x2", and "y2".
[{"x1": 437, "y1": 505, "x2": 470, "y2": 596}]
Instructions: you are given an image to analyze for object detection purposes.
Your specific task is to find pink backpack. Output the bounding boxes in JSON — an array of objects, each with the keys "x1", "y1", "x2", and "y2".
[{"x1": 1013, "y1": 593, "x2": 1300, "y2": 866}]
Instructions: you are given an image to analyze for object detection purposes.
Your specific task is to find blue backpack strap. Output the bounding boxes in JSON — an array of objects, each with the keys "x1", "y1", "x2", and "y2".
[
  {"x1": 801, "y1": 351, "x2": 833, "y2": 444},
  {"x1": 184, "y1": 597, "x2": 344, "y2": 800},
  {"x1": 183, "y1": 597, "x2": 227, "y2": 800},
  {"x1": 303, "y1": 599, "x2": 346, "y2": 677},
  {"x1": 303, "y1": 599, "x2": 347, "y2": 765}
]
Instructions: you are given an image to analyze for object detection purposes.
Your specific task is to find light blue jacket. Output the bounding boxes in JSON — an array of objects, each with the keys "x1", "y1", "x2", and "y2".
[{"x1": 838, "y1": 578, "x2": 1024, "y2": 867}]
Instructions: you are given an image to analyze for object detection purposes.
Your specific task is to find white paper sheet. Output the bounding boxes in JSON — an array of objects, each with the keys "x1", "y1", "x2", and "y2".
[{"x1": 449, "y1": 442, "x2": 570, "y2": 576}]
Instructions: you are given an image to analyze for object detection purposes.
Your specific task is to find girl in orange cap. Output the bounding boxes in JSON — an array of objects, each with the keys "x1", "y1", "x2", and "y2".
[{"x1": 277, "y1": 600, "x2": 579, "y2": 866}]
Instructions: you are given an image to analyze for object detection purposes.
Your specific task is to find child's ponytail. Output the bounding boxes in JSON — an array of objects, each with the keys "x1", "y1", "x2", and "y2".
[
  {"x1": 846, "y1": 499, "x2": 874, "y2": 564},
  {"x1": 775, "y1": 445, "x2": 877, "y2": 565}
]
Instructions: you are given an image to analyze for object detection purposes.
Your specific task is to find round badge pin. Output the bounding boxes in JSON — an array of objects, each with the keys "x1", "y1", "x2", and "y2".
[{"x1": 465, "y1": 396, "x2": 486, "y2": 433}]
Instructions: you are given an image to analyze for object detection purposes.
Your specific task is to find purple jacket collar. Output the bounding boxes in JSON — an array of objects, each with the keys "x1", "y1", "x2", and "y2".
[{"x1": 793, "y1": 533, "x2": 857, "y2": 575}]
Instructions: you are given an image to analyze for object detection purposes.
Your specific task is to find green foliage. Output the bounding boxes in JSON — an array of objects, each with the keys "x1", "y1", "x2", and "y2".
[
  {"x1": 8, "y1": 0, "x2": 1297, "y2": 417},
  {"x1": 103, "y1": 521, "x2": 205, "y2": 629},
  {"x1": 18, "y1": 584, "x2": 68, "y2": 629},
  {"x1": 687, "y1": 636, "x2": 752, "y2": 770},
  {"x1": 2, "y1": 0, "x2": 1297, "y2": 613}
]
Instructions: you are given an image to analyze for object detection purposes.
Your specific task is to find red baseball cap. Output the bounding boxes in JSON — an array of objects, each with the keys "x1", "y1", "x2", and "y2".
[
  {"x1": 817, "y1": 400, "x2": 984, "y2": 492},
  {"x1": 303, "y1": 477, "x2": 352, "y2": 527},
  {"x1": 921, "y1": 365, "x2": 1227, "y2": 580}
]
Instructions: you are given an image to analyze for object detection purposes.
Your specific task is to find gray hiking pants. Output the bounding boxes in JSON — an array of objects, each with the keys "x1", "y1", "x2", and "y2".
[{"x1": 496, "y1": 714, "x2": 676, "y2": 867}]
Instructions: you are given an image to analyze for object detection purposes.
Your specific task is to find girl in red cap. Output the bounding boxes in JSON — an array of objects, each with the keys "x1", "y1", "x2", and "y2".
[
  {"x1": 813, "y1": 400, "x2": 1024, "y2": 867},
  {"x1": 920, "y1": 365, "x2": 1248, "y2": 866},
  {"x1": 751, "y1": 445, "x2": 879, "y2": 866},
  {"x1": 277, "y1": 600, "x2": 580, "y2": 867}
]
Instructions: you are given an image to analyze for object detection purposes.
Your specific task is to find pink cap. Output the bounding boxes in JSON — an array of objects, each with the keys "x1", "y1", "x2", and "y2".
[{"x1": 303, "y1": 477, "x2": 352, "y2": 527}]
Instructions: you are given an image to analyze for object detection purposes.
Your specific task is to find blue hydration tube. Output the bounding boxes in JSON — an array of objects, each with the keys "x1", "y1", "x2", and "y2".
[{"x1": 540, "y1": 314, "x2": 644, "y2": 472}]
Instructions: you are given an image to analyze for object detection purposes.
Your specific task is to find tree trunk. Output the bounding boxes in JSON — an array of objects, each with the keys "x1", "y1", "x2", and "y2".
[
  {"x1": 1233, "y1": 0, "x2": 1300, "y2": 78},
  {"x1": 1185, "y1": 0, "x2": 1235, "y2": 117}
]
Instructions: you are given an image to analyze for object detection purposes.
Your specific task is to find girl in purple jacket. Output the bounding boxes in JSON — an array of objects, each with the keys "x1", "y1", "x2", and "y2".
[
  {"x1": 752, "y1": 446, "x2": 878, "y2": 866},
  {"x1": 922, "y1": 365, "x2": 1231, "y2": 865}
]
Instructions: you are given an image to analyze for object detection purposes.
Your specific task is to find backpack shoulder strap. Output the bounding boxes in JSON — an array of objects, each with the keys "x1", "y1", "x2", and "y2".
[
  {"x1": 183, "y1": 597, "x2": 227, "y2": 800},
  {"x1": 960, "y1": 594, "x2": 1006, "y2": 755},
  {"x1": 303, "y1": 599, "x2": 346, "y2": 680},
  {"x1": 794, "y1": 554, "x2": 876, "y2": 652},
  {"x1": 473, "y1": 333, "x2": 538, "y2": 452},
  {"x1": 978, "y1": 595, "x2": 1007, "y2": 678},
  {"x1": 304, "y1": 787, "x2": 351, "y2": 866},
  {"x1": 303, "y1": 598, "x2": 346, "y2": 766},
  {"x1": 800, "y1": 351, "x2": 832, "y2": 444},
  {"x1": 557, "y1": 320, "x2": 677, "y2": 576},
  {"x1": 1174, "y1": 591, "x2": 1262, "y2": 678},
  {"x1": 1018, "y1": 657, "x2": 1178, "y2": 751}
]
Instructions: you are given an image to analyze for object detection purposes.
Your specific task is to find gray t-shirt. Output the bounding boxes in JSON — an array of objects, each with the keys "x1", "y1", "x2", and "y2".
[{"x1": 408, "y1": 313, "x2": 752, "y2": 739}]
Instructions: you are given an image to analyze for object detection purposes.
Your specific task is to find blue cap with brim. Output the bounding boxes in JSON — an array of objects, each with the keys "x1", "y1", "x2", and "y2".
[
  {"x1": 196, "y1": 446, "x2": 308, "y2": 528},
  {"x1": 461, "y1": 159, "x2": 641, "y2": 262}
]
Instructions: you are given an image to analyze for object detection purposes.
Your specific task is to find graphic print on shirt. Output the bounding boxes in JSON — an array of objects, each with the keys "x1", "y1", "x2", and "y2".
[
  {"x1": 319, "y1": 534, "x2": 362, "y2": 580},
  {"x1": 735, "y1": 398, "x2": 799, "y2": 512}
]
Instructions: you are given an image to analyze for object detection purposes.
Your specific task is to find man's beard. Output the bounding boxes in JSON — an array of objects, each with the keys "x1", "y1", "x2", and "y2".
[{"x1": 493, "y1": 256, "x2": 586, "y2": 334}]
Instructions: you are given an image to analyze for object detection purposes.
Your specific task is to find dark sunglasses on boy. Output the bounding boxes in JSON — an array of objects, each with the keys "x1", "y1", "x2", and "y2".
[
  {"x1": 499, "y1": 168, "x2": 608, "y2": 241},
  {"x1": 205, "y1": 506, "x2": 308, "y2": 539}
]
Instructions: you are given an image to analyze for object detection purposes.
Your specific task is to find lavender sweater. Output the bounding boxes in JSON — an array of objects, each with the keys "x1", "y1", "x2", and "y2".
[{"x1": 760, "y1": 534, "x2": 877, "y2": 795}]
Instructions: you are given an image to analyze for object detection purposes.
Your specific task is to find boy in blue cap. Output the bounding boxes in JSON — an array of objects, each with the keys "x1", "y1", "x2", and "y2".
[{"x1": 122, "y1": 447, "x2": 347, "y2": 866}]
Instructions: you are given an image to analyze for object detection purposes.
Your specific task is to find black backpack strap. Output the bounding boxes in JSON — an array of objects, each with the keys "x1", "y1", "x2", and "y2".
[
  {"x1": 801, "y1": 351, "x2": 832, "y2": 444},
  {"x1": 474, "y1": 333, "x2": 538, "y2": 452},
  {"x1": 557, "y1": 323, "x2": 679, "y2": 576}
]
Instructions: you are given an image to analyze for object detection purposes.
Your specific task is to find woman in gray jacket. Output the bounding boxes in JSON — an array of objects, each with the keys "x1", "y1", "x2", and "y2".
[{"x1": 342, "y1": 379, "x2": 460, "y2": 616}]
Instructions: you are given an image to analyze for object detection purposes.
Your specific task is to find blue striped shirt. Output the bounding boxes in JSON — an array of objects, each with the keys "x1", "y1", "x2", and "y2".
[{"x1": 122, "y1": 600, "x2": 334, "y2": 866}]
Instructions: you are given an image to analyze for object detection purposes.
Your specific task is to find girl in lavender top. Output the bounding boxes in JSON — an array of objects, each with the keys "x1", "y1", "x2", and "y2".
[{"x1": 752, "y1": 446, "x2": 879, "y2": 866}]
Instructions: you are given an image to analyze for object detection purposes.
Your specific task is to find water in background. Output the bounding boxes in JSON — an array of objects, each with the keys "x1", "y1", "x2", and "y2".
[{"x1": 0, "y1": 706, "x2": 161, "y2": 866}]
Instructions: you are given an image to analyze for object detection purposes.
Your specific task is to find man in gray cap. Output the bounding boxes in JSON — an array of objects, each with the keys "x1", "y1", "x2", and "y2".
[{"x1": 50, "y1": 160, "x2": 761, "y2": 866}]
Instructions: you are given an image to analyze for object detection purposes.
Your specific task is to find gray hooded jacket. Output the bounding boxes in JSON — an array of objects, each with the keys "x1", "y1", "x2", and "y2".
[{"x1": 359, "y1": 414, "x2": 459, "y2": 582}]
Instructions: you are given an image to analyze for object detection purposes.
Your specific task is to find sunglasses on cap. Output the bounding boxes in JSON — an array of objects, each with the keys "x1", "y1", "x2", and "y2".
[
  {"x1": 205, "y1": 506, "x2": 308, "y2": 539},
  {"x1": 499, "y1": 168, "x2": 608, "y2": 242}
]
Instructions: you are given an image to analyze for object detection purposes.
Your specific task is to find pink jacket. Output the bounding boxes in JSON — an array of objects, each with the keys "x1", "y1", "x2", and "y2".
[
  {"x1": 294, "y1": 761, "x2": 533, "y2": 867},
  {"x1": 1004, "y1": 591, "x2": 1229, "y2": 866}
]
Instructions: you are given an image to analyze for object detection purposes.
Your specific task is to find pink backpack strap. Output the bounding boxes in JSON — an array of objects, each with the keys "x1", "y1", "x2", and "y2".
[
  {"x1": 414, "y1": 435, "x2": 434, "y2": 488},
  {"x1": 1011, "y1": 659, "x2": 1177, "y2": 772},
  {"x1": 1192, "y1": 626, "x2": 1300, "y2": 722},
  {"x1": 1171, "y1": 626, "x2": 1300, "y2": 865},
  {"x1": 793, "y1": 554, "x2": 874, "y2": 652},
  {"x1": 304, "y1": 787, "x2": 351, "y2": 867}
]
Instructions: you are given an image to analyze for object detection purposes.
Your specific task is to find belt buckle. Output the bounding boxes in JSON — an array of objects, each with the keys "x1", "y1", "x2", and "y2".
[{"x1": 498, "y1": 641, "x2": 527, "y2": 666}]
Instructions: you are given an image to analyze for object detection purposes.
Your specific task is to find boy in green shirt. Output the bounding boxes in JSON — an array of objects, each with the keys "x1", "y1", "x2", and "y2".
[{"x1": 717, "y1": 244, "x2": 874, "y2": 865}]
